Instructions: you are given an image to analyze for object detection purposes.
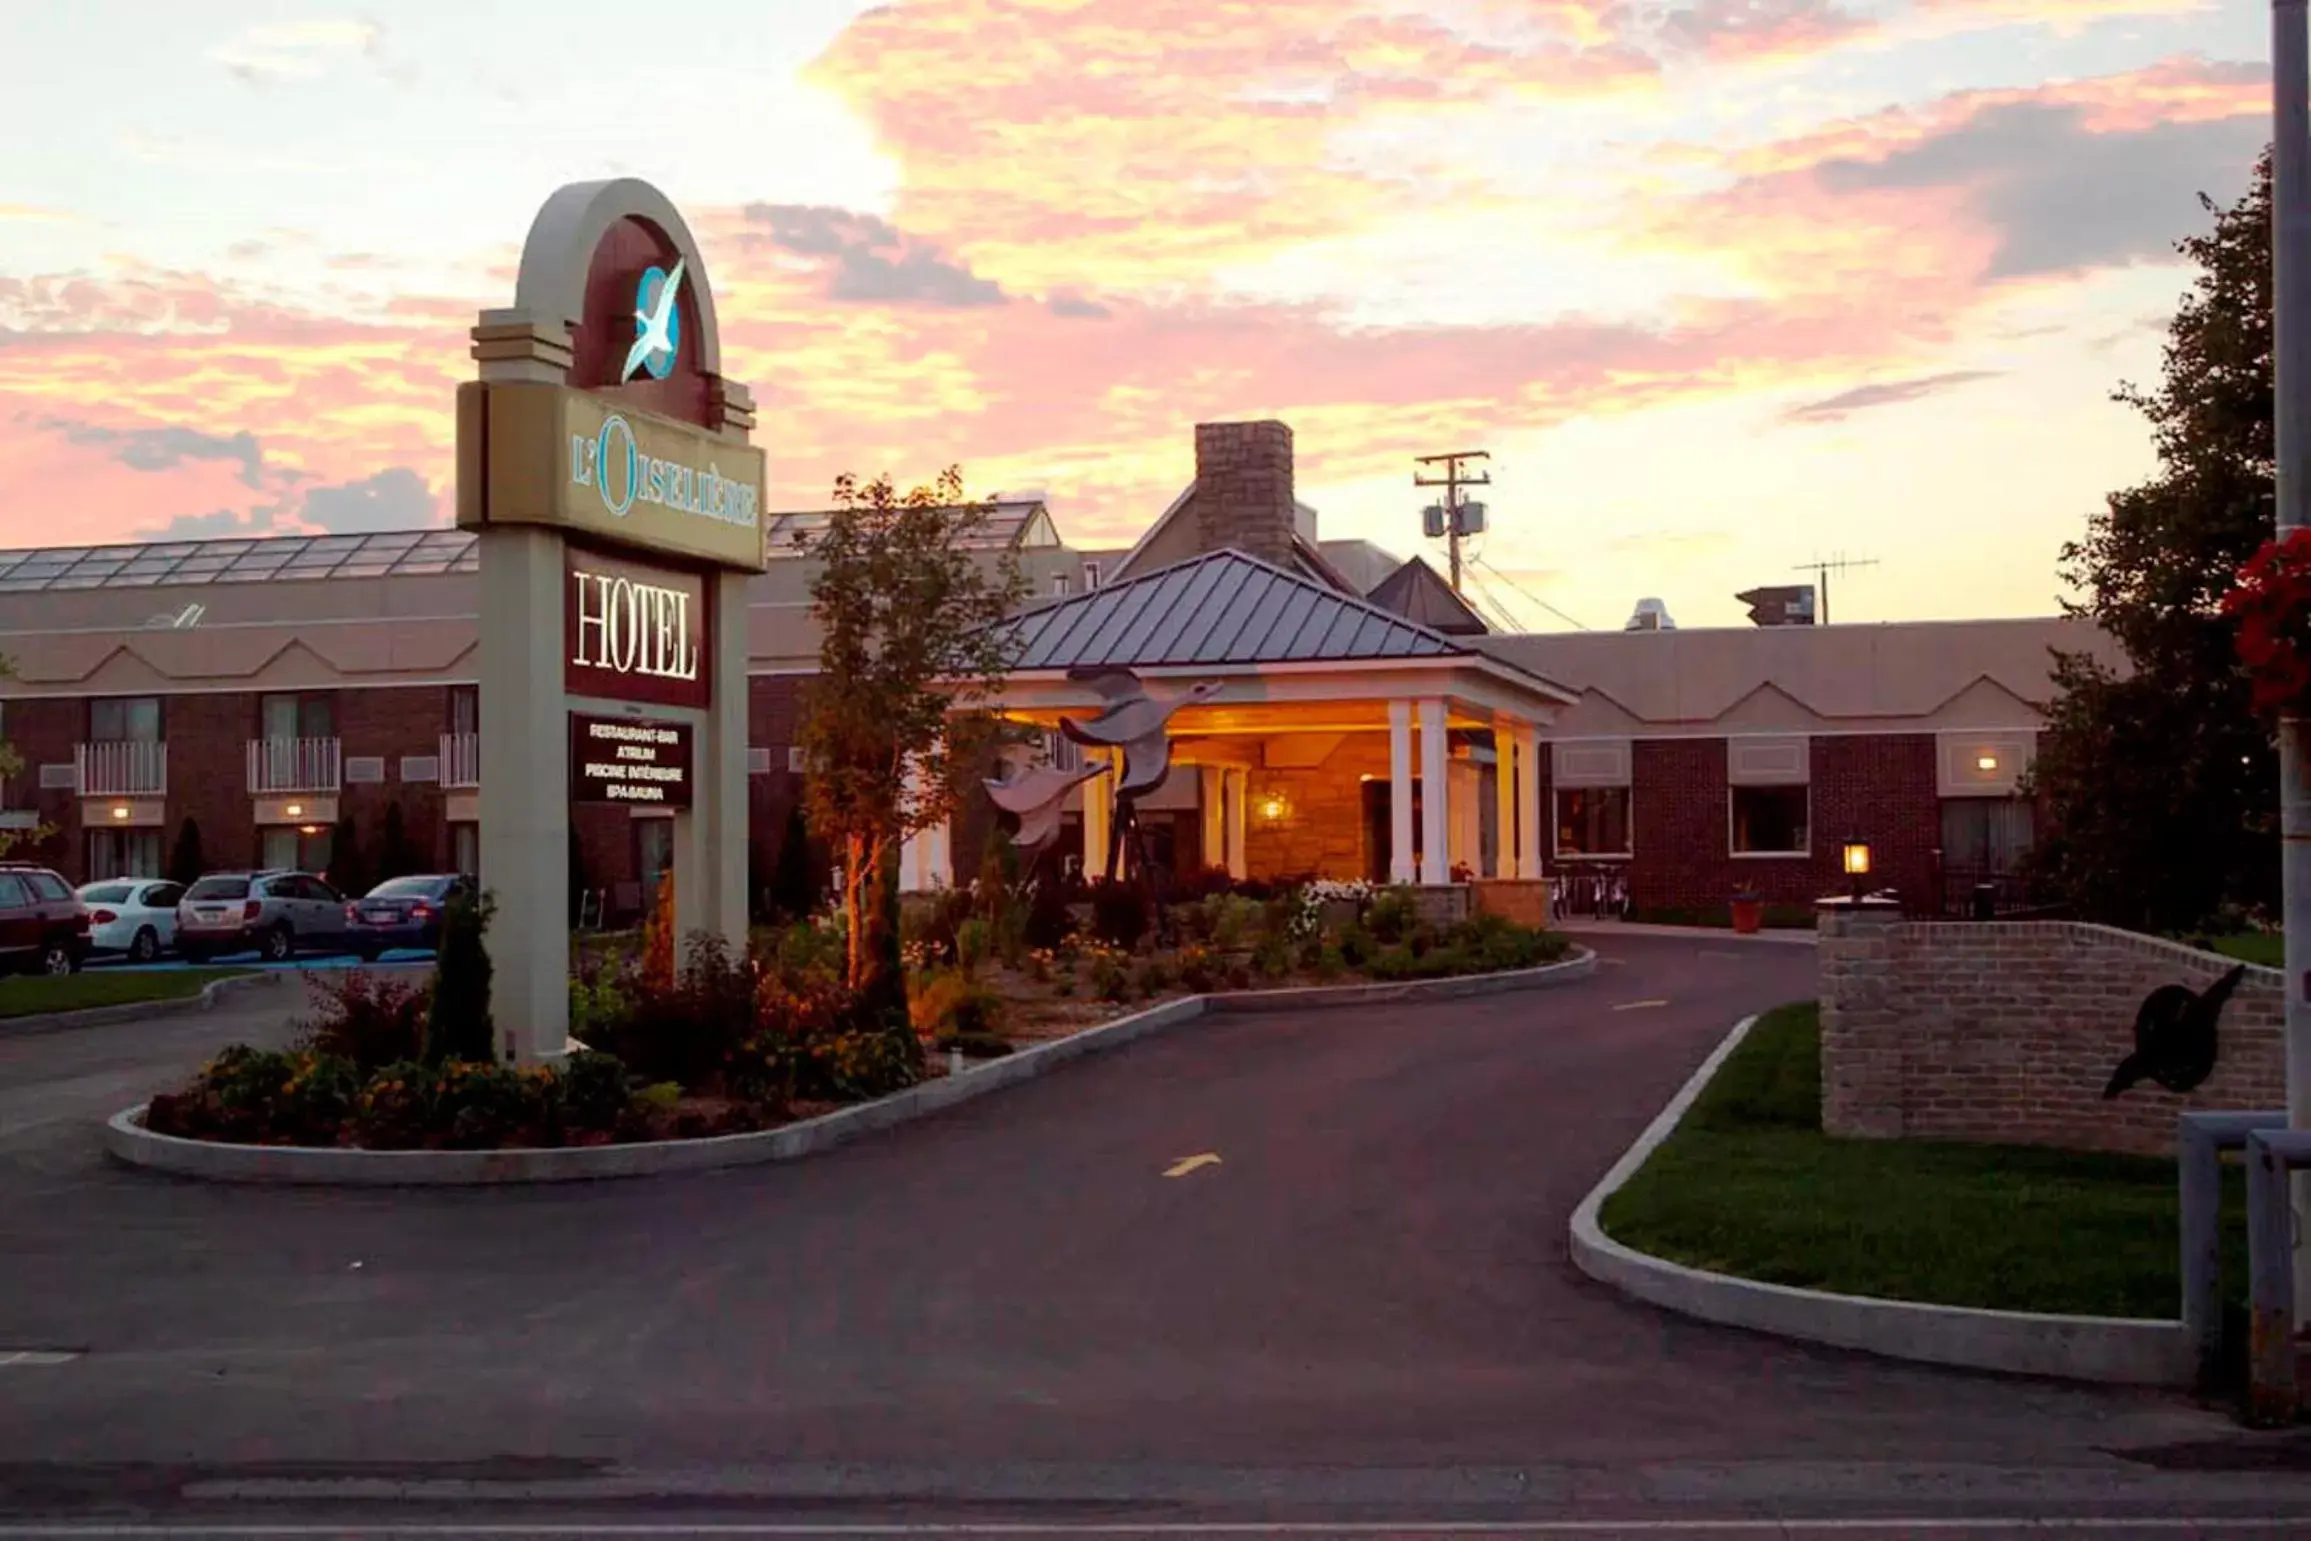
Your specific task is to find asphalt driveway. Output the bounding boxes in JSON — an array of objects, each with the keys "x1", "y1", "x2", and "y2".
[{"x1": 0, "y1": 932, "x2": 2298, "y2": 1530}]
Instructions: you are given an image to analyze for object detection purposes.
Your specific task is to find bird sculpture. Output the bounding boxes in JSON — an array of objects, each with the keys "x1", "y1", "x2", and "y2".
[
  {"x1": 2103, "y1": 963, "x2": 2248, "y2": 1099},
  {"x1": 1056, "y1": 667, "x2": 1223, "y2": 881},
  {"x1": 984, "y1": 750, "x2": 1107, "y2": 851}
]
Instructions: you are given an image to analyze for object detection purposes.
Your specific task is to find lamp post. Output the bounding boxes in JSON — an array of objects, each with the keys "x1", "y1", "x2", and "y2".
[
  {"x1": 1841, "y1": 836, "x2": 1872, "y2": 907},
  {"x1": 2277, "y1": 0, "x2": 2311, "y2": 1337}
]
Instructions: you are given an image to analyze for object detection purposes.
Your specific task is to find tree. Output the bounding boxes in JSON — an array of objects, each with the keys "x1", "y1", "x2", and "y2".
[
  {"x1": 770, "y1": 801, "x2": 819, "y2": 919},
  {"x1": 0, "y1": 656, "x2": 49, "y2": 862},
  {"x1": 2028, "y1": 149, "x2": 2276, "y2": 932},
  {"x1": 426, "y1": 892, "x2": 497, "y2": 1064},
  {"x1": 797, "y1": 467, "x2": 1025, "y2": 1026},
  {"x1": 375, "y1": 800, "x2": 422, "y2": 882},
  {"x1": 328, "y1": 813, "x2": 370, "y2": 898},
  {"x1": 167, "y1": 817, "x2": 205, "y2": 887}
]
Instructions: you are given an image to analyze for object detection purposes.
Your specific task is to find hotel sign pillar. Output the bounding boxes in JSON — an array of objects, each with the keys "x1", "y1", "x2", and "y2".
[{"x1": 457, "y1": 178, "x2": 766, "y2": 1063}]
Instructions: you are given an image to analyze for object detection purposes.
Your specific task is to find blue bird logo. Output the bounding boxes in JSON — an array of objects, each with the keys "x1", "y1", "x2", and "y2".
[{"x1": 622, "y1": 260, "x2": 685, "y2": 382}]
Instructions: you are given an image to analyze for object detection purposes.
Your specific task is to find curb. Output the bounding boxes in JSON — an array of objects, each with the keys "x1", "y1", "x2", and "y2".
[
  {"x1": 103, "y1": 946, "x2": 1596, "y2": 1187},
  {"x1": 1566, "y1": 1013, "x2": 2195, "y2": 1388},
  {"x1": 1552, "y1": 921, "x2": 1818, "y2": 947},
  {"x1": 0, "y1": 970, "x2": 282, "y2": 1038}
]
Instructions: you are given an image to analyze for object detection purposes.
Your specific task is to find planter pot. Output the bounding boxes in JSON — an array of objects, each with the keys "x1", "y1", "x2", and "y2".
[
  {"x1": 1318, "y1": 899, "x2": 1361, "y2": 930},
  {"x1": 1729, "y1": 898, "x2": 1764, "y2": 935}
]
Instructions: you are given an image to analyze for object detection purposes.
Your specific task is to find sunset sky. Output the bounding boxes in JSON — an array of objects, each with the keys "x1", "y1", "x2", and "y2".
[{"x1": 0, "y1": 0, "x2": 2269, "y2": 630}]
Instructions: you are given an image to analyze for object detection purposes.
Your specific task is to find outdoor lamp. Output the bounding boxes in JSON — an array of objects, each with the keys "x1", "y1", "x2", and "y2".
[
  {"x1": 1976, "y1": 753, "x2": 1999, "y2": 772},
  {"x1": 284, "y1": 803, "x2": 303, "y2": 818},
  {"x1": 1842, "y1": 837, "x2": 1871, "y2": 904},
  {"x1": 1258, "y1": 794, "x2": 1287, "y2": 823},
  {"x1": 110, "y1": 805, "x2": 129, "y2": 821}
]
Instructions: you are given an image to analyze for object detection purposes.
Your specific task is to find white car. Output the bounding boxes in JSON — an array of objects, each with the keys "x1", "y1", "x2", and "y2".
[{"x1": 75, "y1": 878, "x2": 186, "y2": 964}]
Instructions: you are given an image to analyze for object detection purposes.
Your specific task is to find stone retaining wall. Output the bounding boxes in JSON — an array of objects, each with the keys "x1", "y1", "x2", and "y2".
[{"x1": 1819, "y1": 908, "x2": 2284, "y2": 1156}]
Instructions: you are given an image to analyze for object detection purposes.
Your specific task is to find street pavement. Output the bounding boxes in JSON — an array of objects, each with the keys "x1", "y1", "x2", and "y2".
[{"x1": 2, "y1": 933, "x2": 2309, "y2": 1538}]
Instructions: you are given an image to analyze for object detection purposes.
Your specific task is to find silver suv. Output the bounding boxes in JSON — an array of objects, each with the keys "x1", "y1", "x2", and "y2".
[{"x1": 176, "y1": 870, "x2": 351, "y2": 963}]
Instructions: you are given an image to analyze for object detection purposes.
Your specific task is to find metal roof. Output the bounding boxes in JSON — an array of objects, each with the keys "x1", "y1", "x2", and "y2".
[
  {"x1": 763, "y1": 499, "x2": 1059, "y2": 558},
  {"x1": 996, "y1": 548, "x2": 1472, "y2": 671},
  {"x1": 0, "y1": 529, "x2": 480, "y2": 592}
]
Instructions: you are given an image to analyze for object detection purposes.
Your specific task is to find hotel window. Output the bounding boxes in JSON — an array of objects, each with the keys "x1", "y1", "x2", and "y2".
[
  {"x1": 1729, "y1": 785, "x2": 1810, "y2": 856},
  {"x1": 89, "y1": 696, "x2": 161, "y2": 742},
  {"x1": 86, "y1": 827, "x2": 162, "y2": 880},
  {"x1": 260, "y1": 824, "x2": 334, "y2": 875},
  {"x1": 260, "y1": 692, "x2": 334, "y2": 741},
  {"x1": 449, "y1": 685, "x2": 478, "y2": 736},
  {"x1": 1554, "y1": 787, "x2": 1630, "y2": 858},
  {"x1": 1052, "y1": 572, "x2": 1071, "y2": 597},
  {"x1": 1082, "y1": 561, "x2": 1102, "y2": 590}
]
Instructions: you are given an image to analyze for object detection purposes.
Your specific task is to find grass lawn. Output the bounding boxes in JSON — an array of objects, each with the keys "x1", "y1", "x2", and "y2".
[
  {"x1": 2207, "y1": 932, "x2": 2284, "y2": 968},
  {"x1": 1599, "y1": 1001, "x2": 2248, "y2": 1320},
  {"x1": 0, "y1": 968, "x2": 253, "y2": 1021}
]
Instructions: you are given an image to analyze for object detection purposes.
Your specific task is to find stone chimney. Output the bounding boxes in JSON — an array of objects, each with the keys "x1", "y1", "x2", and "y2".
[{"x1": 1193, "y1": 420, "x2": 1297, "y2": 567}]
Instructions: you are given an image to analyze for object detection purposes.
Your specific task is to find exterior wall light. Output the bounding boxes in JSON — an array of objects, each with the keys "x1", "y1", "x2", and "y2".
[
  {"x1": 1258, "y1": 794, "x2": 1287, "y2": 823},
  {"x1": 111, "y1": 805, "x2": 130, "y2": 821},
  {"x1": 284, "y1": 803, "x2": 304, "y2": 818},
  {"x1": 1842, "y1": 837, "x2": 1871, "y2": 905},
  {"x1": 1976, "y1": 753, "x2": 1998, "y2": 772}
]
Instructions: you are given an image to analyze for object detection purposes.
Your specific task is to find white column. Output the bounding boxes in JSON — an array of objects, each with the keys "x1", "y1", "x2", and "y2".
[
  {"x1": 1224, "y1": 766, "x2": 1248, "y2": 880},
  {"x1": 1450, "y1": 761, "x2": 1480, "y2": 876},
  {"x1": 1493, "y1": 725, "x2": 1520, "y2": 878},
  {"x1": 676, "y1": 568, "x2": 751, "y2": 969},
  {"x1": 1083, "y1": 745, "x2": 1112, "y2": 880},
  {"x1": 1418, "y1": 698, "x2": 1449, "y2": 885},
  {"x1": 479, "y1": 524, "x2": 569, "y2": 1064},
  {"x1": 1388, "y1": 700, "x2": 1414, "y2": 885},
  {"x1": 1517, "y1": 724, "x2": 1543, "y2": 877},
  {"x1": 1199, "y1": 765, "x2": 1225, "y2": 875}
]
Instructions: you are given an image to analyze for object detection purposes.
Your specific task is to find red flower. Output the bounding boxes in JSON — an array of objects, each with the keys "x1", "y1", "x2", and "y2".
[{"x1": 2225, "y1": 530, "x2": 2311, "y2": 716}]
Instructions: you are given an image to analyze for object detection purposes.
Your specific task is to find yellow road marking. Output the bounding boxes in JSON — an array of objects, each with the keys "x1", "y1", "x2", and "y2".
[
  {"x1": 1613, "y1": 998, "x2": 1670, "y2": 1011},
  {"x1": 1163, "y1": 1153, "x2": 1222, "y2": 1178}
]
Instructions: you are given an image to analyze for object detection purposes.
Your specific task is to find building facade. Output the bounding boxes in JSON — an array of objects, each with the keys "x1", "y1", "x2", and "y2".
[{"x1": 0, "y1": 421, "x2": 2118, "y2": 919}]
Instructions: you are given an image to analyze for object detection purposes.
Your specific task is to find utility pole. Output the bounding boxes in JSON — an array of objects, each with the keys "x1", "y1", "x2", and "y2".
[
  {"x1": 1415, "y1": 450, "x2": 1490, "y2": 594},
  {"x1": 1792, "y1": 553, "x2": 1879, "y2": 624},
  {"x1": 2272, "y1": 0, "x2": 2311, "y2": 1361}
]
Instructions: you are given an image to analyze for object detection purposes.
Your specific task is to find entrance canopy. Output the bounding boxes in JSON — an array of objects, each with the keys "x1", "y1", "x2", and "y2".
[{"x1": 956, "y1": 550, "x2": 1578, "y2": 887}]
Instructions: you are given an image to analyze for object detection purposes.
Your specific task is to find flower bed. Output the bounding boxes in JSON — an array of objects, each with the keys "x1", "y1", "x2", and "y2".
[{"x1": 142, "y1": 877, "x2": 1567, "y2": 1153}]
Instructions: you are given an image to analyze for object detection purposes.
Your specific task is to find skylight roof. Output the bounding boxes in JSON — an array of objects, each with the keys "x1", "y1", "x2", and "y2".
[{"x1": 0, "y1": 530, "x2": 482, "y2": 592}]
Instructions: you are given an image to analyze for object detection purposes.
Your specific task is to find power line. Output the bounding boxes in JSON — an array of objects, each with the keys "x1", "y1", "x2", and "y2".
[{"x1": 1472, "y1": 555, "x2": 1592, "y2": 632}]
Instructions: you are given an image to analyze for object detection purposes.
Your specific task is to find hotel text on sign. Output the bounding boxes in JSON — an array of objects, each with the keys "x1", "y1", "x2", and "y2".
[
  {"x1": 570, "y1": 715, "x2": 694, "y2": 809},
  {"x1": 563, "y1": 547, "x2": 710, "y2": 709}
]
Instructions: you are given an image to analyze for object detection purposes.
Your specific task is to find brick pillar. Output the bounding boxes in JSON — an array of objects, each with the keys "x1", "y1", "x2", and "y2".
[
  {"x1": 1818, "y1": 898, "x2": 1904, "y2": 1139},
  {"x1": 1193, "y1": 420, "x2": 1297, "y2": 567}
]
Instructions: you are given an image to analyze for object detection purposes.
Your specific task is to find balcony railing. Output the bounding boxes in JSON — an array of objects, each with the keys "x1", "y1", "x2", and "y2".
[
  {"x1": 75, "y1": 739, "x2": 168, "y2": 797},
  {"x1": 440, "y1": 731, "x2": 480, "y2": 789},
  {"x1": 246, "y1": 736, "x2": 342, "y2": 795}
]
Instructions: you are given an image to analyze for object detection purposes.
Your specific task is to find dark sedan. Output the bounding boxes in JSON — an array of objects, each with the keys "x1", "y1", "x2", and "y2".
[{"x1": 345, "y1": 874, "x2": 474, "y2": 961}]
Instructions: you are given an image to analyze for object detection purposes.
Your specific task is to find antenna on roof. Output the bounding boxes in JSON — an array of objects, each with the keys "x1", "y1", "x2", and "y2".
[{"x1": 1792, "y1": 552, "x2": 1879, "y2": 624}]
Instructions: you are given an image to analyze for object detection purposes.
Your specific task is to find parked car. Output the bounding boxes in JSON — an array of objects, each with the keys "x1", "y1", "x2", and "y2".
[
  {"x1": 76, "y1": 878, "x2": 185, "y2": 963},
  {"x1": 176, "y1": 870, "x2": 351, "y2": 963},
  {"x1": 0, "y1": 864, "x2": 91, "y2": 975},
  {"x1": 344, "y1": 873, "x2": 474, "y2": 960}
]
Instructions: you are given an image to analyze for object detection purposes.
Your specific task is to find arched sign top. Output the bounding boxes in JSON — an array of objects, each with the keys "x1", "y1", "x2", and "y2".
[{"x1": 512, "y1": 178, "x2": 725, "y2": 379}]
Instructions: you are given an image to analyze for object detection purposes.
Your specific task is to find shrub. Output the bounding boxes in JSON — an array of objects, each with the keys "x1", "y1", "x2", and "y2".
[
  {"x1": 1133, "y1": 955, "x2": 1174, "y2": 998},
  {"x1": 1223, "y1": 959, "x2": 1253, "y2": 990},
  {"x1": 1366, "y1": 945, "x2": 1417, "y2": 981},
  {"x1": 296, "y1": 970, "x2": 431, "y2": 1071},
  {"x1": 1312, "y1": 942, "x2": 1346, "y2": 980},
  {"x1": 1024, "y1": 866, "x2": 1078, "y2": 949},
  {"x1": 1365, "y1": 887, "x2": 1418, "y2": 944},
  {"x1": 910, "y1": 968, "x2": 1002, "y2": 1039},
  {"x1": 1175, "y1": 945, "x2": 1218, "y2": 993},
  {"x1": 1089, "y1": 879, "x2": 1151, "y2": 950},
  {"x1": 427, "y1": 891, "x2": 497, "y2": 1066},
  {"x1": 272, "y1": 1052, "x2": 364, "y2": 1145},
  {"x1": 955, "y1": 916, "x2": 993, "y2": 973},
  {"x1": 1251, "y1": 935, "x2": 1292, "y2": 978},
  {"x1": 599, "y1": 931, "x2": 756, "y2": 1088},
  {"x1": 1201, "y1": 892, "x2": 1263, "y2": 951},
  {"x1": 349, "y1": 1059, "x2": 439, "y2": 1150},
  {"x1": 1086, "y1": 946, "x2": 1131, "y2": 1001},
  {"x1": 568, "y1": 961, "x2": 634, "y2": 1052},
  {"x1": 799, "y1": 1028, "x2": 921, "y2": 1102},
  {"x1": 1336, "y1": 926, "x2": 1373, "y2": 969},
  {"x1": 558, "y1": 1049, "x2": 633, "y2": 1133},
  {"x1": 434, "y1": 1060, "x2": 537, "y2": 1150}
]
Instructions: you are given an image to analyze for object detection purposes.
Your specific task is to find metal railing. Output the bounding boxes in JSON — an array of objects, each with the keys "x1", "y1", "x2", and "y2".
[
  {"x1": 440, "y1": 731, "x2": 480, "y2": 789},
  {"x1": 1548, "y1": 864, "x2": 1630, "y2": 921},
  {"x1": 246, "y1": 736, "x2": 341, "y2": 794},
  {"x1": 75, "y1": 739, "x2": 167, "y2": 797}
]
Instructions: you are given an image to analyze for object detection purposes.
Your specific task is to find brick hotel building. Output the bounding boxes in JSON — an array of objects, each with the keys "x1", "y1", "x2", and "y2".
[{"x1": 0, "y1": 421, "x2": 2118, "y2": 921}]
